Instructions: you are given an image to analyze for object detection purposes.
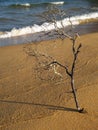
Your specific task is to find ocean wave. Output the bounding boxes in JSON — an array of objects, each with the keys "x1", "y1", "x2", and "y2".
[
  {"x1": 48, "y1": 1, "x2": 65, "y2": 5},
  {"x1": 9, "y1": 1, "x2": 65, "y2": 8},
  {"x1": 0, "y1": 17, "x2": 16, "y2": 22},
  {"x1": 17, "y1": 3, "x2": 31, "y2": 7},
  {"x1": 10, "y1": 3, "x2": 31, "y2": 7},
  {"x1": 0, "y1": 12, "x2": 98, "y2": 39},
  {"x1": 91, "y1": 7, "x2": 98, "y2": 10}
]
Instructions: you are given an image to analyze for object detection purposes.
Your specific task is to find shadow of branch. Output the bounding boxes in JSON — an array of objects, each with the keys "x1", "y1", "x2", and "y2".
[{"x1": 0, "y1": 99, "x2": 78, "y2": 112}]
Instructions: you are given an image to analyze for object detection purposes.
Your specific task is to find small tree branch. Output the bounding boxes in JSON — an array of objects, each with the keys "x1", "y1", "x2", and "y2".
[
  {"x1": 28, "y1": 6, "x2": 84, "y2": 112},
  {"x1": 48, "y1": 61, "x2": 71, "y2": 77}
]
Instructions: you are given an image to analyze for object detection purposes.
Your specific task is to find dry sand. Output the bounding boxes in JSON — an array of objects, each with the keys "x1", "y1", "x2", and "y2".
[{"x1": 0, "y1": 33, "x2": 98, "y2": 130}]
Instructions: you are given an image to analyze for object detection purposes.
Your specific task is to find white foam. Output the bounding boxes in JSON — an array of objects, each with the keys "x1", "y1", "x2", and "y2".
[
  {"x1": 20, "y1": 3, "x2": 31, "y2": 7},
  {"x1": 15, "y1": 1, "x2": 64, "y2": 7},
  {"x1": 0, "y1": 12, "x2": 98, "y2": 39},
  {"x1": 49, "y1": 1, "x2": 65, "y2": 5}
]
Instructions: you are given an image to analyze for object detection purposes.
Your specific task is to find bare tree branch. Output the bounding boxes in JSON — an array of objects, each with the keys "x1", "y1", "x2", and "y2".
[
  {"x1": 26, "y1": 6, "x2": 84, "y2": 112},
  {"x1": 47, "y1": 61, "x2": 71, "y2": 77}
]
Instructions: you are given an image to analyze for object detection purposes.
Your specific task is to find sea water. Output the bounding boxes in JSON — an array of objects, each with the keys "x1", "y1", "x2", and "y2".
[{"x1": 0, "y1": 0, "x2": 98, "y2": 46}]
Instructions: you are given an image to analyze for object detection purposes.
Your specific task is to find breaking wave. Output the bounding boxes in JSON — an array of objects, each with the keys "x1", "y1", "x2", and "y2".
[
  {"x1": 47, "y1": 1, "x2": 65, "y2": 5},
  {"x1": 0, "y1": 12, "x2": 98, "y2": 39},
  {"x1": 9, "y1": 1, "x2": 65, "y2": 8}
]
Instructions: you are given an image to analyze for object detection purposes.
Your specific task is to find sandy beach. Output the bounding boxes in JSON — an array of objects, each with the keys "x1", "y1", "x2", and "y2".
[{"x1": 0, "y1": 32, "x2": 98, "y2": 130}]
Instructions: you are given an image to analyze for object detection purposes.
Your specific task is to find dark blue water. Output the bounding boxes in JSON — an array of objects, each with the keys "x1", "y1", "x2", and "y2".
[{"x1": 0, "y1": 0, "x2": 98, "y2": 31}]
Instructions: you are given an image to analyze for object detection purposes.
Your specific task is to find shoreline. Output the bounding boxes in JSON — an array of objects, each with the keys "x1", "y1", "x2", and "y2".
[{"x1": 0, "y1": 21, "x2": 98, "y2": 47}]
